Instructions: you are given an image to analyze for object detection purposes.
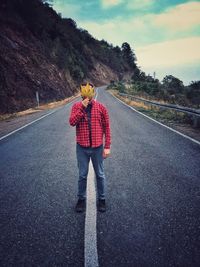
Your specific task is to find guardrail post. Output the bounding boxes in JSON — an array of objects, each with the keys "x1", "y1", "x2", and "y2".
[{"x1": 36, "y1": 91, "x2": 40, "y2": 108}]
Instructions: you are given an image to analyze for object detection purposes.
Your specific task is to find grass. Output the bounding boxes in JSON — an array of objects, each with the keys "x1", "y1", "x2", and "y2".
[{"x1": 108, "y1": 89, "x2": 192, "y2": 125}]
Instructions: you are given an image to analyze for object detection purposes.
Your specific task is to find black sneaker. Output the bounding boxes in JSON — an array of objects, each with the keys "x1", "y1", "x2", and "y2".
[
  {"x1": 75, "y1": 198, "x2": 86, "y2": 213},
  {"x1": 98, "y1": 199, "x2": 106, "y2": 212}
]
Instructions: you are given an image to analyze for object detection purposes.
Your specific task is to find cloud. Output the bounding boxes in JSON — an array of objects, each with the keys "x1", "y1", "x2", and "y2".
[
  {"x1": 79, "y1": 14, "x2": 157, "y2": 47},
  {"x1": 126, "y1": 0, "x2": 155, "y2": 10},
  {"x1": 153, "y1": 1, "x2": 200, "y2": 31},
  {"x1": 101, "y1": 0, "x2": 123, "y2": 9},
  {"x1": 101, "y1": 0, "x2": 154, "y2": 9},
  {"x1": 136, "y1": 37, "x2": 200, "y2": 68},
  {"x1": 79, "y1": 1, "x2": 200, "y2": 47},
  {"x1": 52, "y1": 1, "x2": 81, "y2": 18},
  {"x1": 79, "y1": 18, "x2": 128, "y2": 45}
]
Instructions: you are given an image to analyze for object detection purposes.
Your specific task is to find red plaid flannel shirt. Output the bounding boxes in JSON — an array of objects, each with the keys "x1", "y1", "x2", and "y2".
[{"x1": 69, "y1": 99, "x2": 111, "y2": 149}]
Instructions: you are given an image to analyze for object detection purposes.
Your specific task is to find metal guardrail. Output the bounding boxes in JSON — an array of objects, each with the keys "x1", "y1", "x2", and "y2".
[{"x1": 118, "y1": 92, "x2": 200, "y2": 128}]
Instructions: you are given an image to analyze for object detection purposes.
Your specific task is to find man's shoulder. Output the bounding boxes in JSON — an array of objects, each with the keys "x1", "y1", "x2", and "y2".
[
  {"x1": 72, "y1": 101, "x2": 84, "y2": 109},
  {"x1": 71, "y1": 99, "x2": 107, "y2": 110}
]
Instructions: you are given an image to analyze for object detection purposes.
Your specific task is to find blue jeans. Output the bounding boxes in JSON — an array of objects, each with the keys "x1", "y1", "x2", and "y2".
[{"x1": 76, "y1": 143, "x2": 106, "y2": 200}]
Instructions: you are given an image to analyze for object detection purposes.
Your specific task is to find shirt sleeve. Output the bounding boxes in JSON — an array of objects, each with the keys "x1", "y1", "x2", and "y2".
[
  {"x1": 69, "y1": 103, "x2": 85, "y2": 126},
  {"x1": 102, "y1": 105, "x2": 111, "y2": 149}
]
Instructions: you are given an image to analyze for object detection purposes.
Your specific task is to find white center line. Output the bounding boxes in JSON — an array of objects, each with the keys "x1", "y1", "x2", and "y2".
[{"x1": 84, "y1": 160, "x2": 99, "y2": 267}]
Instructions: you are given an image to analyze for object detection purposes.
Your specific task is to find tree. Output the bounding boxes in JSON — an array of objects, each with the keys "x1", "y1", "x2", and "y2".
[
  {"x1": 113, "y1": 46, "x2": 121, "y2": 55},
  {"x1": 63, "y1": 18, "x2": 77, "y2": 28},
  {"x1": 186, "y1": 81, "x2": 200, "y2": 105},
  {"x1": 41, "y1": 0, "x2": 53, "y2": 6},
  {"x1": 162, "y1": 75, "x2": 184, "y2": 94},
  {"x1": 121, "y1": 42, "x2": 137, "y2": 69},
  {"x1": 189, "y1": 80, "x2": 200, "y2": 90},
  {"x1": 132, "y1": 68, "x2": 146, "y2": 82}
]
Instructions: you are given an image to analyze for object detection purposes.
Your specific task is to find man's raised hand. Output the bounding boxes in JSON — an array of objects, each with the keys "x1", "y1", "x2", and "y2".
[{"x1": 82, "y1": 97, "x2": 90, "y2": 108}]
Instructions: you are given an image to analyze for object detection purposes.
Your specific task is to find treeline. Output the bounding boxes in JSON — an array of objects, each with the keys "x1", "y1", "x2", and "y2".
[{"x1": 110, "y1": 71, "x2": 200, "y2": 108}]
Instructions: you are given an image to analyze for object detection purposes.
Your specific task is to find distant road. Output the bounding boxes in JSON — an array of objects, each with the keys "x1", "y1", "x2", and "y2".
[{"x1": 0, "y1": 87, "x2": 200, "y2": 266}]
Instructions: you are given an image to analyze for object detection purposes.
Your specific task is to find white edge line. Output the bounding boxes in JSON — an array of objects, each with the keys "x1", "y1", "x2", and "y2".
[
  {"x1": 0, "y1": 97, "x2": 79, "y2": 142},
  {"x1": 109, "y1": 91, "x2": 200, "y2": 146}
]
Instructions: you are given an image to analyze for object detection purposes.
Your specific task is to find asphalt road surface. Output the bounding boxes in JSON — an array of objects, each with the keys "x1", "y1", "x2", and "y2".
[{"x1": 0, "y1": 87, "x2": 200, "y2": 267}]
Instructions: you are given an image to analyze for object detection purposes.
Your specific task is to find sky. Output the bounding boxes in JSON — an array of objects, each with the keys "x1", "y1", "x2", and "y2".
[{"x1": 52, "y1": 0, "x2": 200, "y2": 85}]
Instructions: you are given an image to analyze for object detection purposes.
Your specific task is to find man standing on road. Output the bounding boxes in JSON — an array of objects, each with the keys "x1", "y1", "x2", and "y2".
[{"x1": 69, "y1": 82, "x2": 111, "y2": 212}]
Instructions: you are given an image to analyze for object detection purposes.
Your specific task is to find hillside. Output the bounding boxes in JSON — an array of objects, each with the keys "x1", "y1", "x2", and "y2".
[{"x1": 0, "y1": 0, "x2": 138, "y2": 114}]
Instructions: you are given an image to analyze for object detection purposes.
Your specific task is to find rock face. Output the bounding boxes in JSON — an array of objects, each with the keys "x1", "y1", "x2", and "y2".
[
  {"x1": 0, "y1": 0, "x2": 136, "y2": 113},
  {"x1": 89, "y1": 63, "x2": 120, "y2": 86},
  {"x1": 0, "y1": 27, "x2": 74, "y2": 113}
]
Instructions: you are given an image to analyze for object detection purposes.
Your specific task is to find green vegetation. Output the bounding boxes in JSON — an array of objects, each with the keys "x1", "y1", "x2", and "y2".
[
  {"x1": 139, "y1": 108, "x2": 192, "y2": 125},
  {"x1": 108, "y1": 74, "x2": 200, "y2": 129},
  {"x1": 108, "y1": 72, "x2": 200, "y2": 108},
  {"x1": 109, "y1": 89, "x2": 198, "y2": 129}
]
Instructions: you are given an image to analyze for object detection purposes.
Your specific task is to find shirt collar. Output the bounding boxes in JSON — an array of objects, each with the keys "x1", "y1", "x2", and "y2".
[{"x1": 90, "y1": 99, "x2": 95, "y2": 105}]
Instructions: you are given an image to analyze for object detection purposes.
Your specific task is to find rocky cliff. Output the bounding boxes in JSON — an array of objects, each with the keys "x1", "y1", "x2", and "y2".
[{"x1": 0, "y1": 0, "x2": 137, "y2": 113}]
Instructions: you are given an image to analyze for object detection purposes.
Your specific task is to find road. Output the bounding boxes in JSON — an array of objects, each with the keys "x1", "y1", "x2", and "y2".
[{"x1": 0, "y1": 87, "x2": 200, "y2": 267}]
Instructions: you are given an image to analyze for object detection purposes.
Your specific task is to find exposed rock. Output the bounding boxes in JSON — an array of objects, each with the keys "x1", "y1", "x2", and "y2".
[{"x1": 0, "y1": 0, "x2": 137, "y2": 113}]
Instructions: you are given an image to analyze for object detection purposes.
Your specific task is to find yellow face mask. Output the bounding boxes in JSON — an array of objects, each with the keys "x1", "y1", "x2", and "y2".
[{"x1": 80, "y1": 82, "x2": 95, "y2": 99}]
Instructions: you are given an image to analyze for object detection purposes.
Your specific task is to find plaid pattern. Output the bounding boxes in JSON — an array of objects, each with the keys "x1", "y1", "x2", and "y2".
[{"x1": 69, "y1": 99, "x2": 111, "y2": 149}]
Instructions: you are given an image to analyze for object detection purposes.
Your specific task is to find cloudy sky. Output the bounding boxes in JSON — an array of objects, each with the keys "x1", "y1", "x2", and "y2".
[{"x1": 52, "y1": 0, "x2": 200, "y2": 85}]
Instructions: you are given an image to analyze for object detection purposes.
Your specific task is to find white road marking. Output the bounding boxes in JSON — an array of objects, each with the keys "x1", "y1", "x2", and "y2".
[
  {"x1": 84, "y1": 88, "x2": 99, "y2": 267},
  {"x1": 0, "y1": 98, "x2": 78, "y2": 142},
  {"x1": 84, "y1": 161, "x2": 99, "y2": 267},
  {"x1": 110, "y1": 92, "x2": 200, "y2": 146}
]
